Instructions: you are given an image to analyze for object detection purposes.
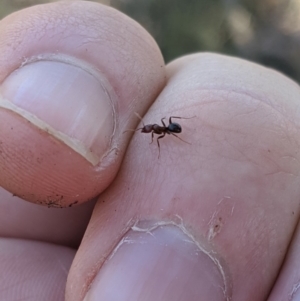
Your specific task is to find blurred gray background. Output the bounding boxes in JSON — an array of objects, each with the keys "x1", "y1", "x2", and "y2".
[{"x1": 1, "y1": 0, "x2": 300, "y2": 82}]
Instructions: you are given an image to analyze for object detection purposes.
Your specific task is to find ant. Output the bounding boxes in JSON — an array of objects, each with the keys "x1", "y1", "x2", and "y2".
[{"x1": 125, "y1": 113, "x2": 194, "y2": 157}]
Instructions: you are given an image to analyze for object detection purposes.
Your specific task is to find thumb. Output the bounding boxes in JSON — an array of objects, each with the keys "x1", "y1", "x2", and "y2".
[{"x1": 0, "y1": 1, "x2": 165, "y2": 207}]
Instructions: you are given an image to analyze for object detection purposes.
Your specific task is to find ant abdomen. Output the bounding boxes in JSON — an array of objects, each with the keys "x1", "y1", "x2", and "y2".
[{"x1": 168, "y1": 123, "x2": 181, "y2": 133}]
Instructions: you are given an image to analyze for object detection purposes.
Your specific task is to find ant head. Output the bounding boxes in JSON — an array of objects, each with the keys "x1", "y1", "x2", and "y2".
[
  {"x1": 141, "y1": 124, "x2": 153, "y2": 133},
  {"x1": 168, "y1": 122, "x2": 182, "y2": 133}
]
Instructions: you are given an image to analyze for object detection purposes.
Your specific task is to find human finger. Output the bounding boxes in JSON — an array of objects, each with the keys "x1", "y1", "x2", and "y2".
[
  {"x1": 66, "y1": 53, "x2": 300, "y2": 301},
  {"x1": 0, "y1": 1, "x2": 165, "y2": 207}
]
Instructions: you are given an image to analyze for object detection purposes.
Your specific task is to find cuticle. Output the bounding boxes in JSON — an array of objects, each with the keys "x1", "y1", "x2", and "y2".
[{"x1": 114, "y1": 218, "x2": 233, "y2": 300}]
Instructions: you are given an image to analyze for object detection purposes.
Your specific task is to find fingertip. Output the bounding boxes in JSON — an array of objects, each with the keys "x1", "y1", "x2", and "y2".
[{"x1": 0, "y1": 1, "x2": 166, "y2": 206}]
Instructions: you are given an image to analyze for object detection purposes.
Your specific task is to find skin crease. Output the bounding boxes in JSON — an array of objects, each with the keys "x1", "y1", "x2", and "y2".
[{"x1": 1, "y1": 2, "x2": 300, "y2": 301}]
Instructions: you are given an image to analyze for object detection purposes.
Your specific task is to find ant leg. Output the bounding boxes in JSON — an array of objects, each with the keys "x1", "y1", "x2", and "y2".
[
  {"x1": 161, "y1": 117, "x2": 166, "y2": 127},
  {"x1": 169, "y1": 116, "x2": 196, "y2": 123},
  {"x1": 170, "y1": 132, "x2": 191, "y2": 144},
  {"x1": 156, "y1": 133, "x2": 166, "y2": 158},
  {"x1": 150, "y1": 131, "x2": 154, "y2": 144}
]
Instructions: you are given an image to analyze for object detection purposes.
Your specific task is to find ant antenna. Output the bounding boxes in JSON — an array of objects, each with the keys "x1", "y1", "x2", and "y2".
[
  {"x1": 170, "y1": 133, "x2": 191, "y2": 144},
  {"x1": 123, "y1": 112, "x2": 145, "y2": 133},
  {"x1": 134, "y1": 112, "x2": 145, "y2": 126}
]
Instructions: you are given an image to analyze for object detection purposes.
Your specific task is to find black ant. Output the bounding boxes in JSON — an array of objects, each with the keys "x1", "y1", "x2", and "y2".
[{"x1": 125, "y1": 113, "x2": 194, "y2": 157}]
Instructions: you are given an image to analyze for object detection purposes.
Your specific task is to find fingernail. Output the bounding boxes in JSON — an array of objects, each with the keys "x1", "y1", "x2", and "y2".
[
  {"x1": 0, "y1": 55, "x2": 115, "y2": 166},
  {"x1": 84, "y1": 224, "x2": 230, "y2": 301}
]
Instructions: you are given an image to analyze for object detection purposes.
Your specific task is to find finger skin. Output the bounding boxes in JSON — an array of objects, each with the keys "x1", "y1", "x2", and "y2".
[
  {"x1": 268, "y1": 222, "x2": 300, "y2": 301},
  {"x1": 0, "y1": 238, "x2": 75, "y2": 301},
  {"x1": 0, "y1": 1, "x2": 165, "y2": 206},
  {"x1": 0, "y1": 187, "x2": 96, "y2": 248},
  {"x1": 66, "y1": 54, "x2": 300, "y2": 301}
]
